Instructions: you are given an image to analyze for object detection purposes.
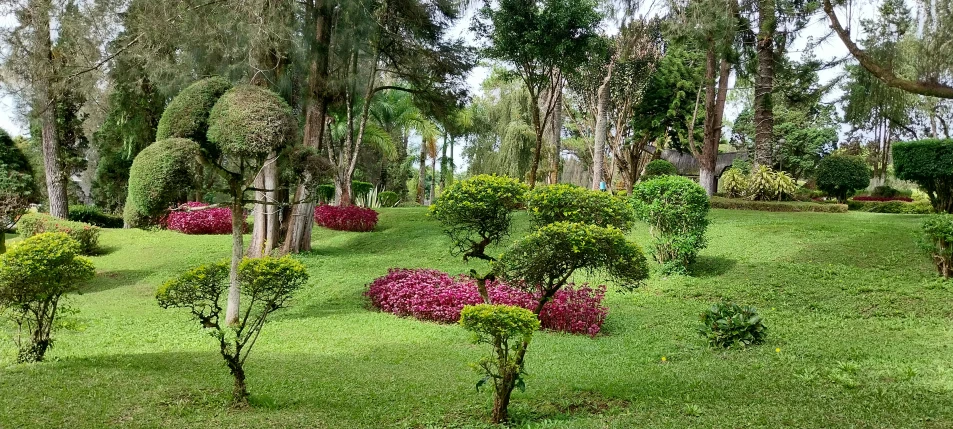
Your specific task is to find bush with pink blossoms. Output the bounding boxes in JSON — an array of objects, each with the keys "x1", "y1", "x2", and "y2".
[
  {"x1": 366, "y1": 268, "x2": 609, "y2": 337},
  {"x1": 165, "y1": 202, "x2": 241, "y2": 235},
  {"x1": 314, "y1": 204, "x2": 378, "y2": 232}
]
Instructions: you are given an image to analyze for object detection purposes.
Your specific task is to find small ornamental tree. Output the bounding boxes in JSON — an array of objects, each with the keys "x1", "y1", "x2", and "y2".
[
  {"x1": 157, "y1": 256, "x2": 308, "y2": 404},
  {"x1": 525, "y1": 184, "x2": 635, "y2": 231},
  {"x1": 0, "y1": 233, "x2": 95, "y2": 362},
  {"x1": 429, "y1": 175, "x2": 527, "y2": 301},
  {"x1": 893, "y1": 139, "x2": 953, "y2": 213},
  {"x1": 815, "y1": 154, "x2": 870, "y2": 203},
  {"x1": 642, "y1": 159, "x2": 678, "y2": 179},
  {"x1": 631, "y1": 176, "x2": 710, "y2": 274},
  {"x1": 459, "y1": 304, "x2": 540, "y2": 424},
  {"x1": 921, "y1": 214, "x2": 953, "y2": 278},
  {"x1": 155, "y1": 76, "x2": 232, "y2": 145}
]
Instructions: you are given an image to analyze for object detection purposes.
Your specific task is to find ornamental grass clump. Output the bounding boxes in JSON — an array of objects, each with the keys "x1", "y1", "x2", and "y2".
[{"x1": 314, "y1": 204, "x2": 379, "y2": 232}]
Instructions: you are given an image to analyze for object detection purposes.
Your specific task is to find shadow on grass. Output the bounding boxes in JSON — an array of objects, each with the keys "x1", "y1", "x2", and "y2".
[
  {"x1": 87, "y1": 269, "x2": 154, "y2": 293},
  {"x1": 689, "y1": 255, "x2": 737, "y2": 278}
]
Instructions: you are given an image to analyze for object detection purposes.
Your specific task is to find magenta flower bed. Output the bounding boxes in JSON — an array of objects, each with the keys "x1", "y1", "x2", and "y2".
[
  {"x1": 366, "y1": 268, "x2": 609, "y2": 337},
  {"x1": 852, "y1": 196, "x2": 914, "y2": 202},
  {"x1": 314, "y1": 204, "x2": 379, "y2": 232},
  {"x1": 165, "y1": 202, "x2": 237, "y2": 235}
]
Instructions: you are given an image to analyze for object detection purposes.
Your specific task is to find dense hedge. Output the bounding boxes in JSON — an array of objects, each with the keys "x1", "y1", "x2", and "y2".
[
  {"x1": 206, "y1": 85, "x2": 297, "y2": 158},
  {"x1": 68, "y1": 205, "x2": 123, "y2": 228},
  {"x1": 815, "y1": 154, "x2": 870, "y2": 202},
  {"x1": 846, "y1": 200, "x2": 933, "y2": 214},
  {"x1": 711, "y1": 197, "x2": 848, "y2": 213},
  {"x1": 155, "y1": 77, "x2": 232, "y2": 144},
  {"x1": 893, "y1": 139, "x2": 953, "y2": 213},
  {"x1": 125, "y1": 138, "x2": 201, "y2": 227},
  {"x1": 16, "y1": 212, "x2": 100, "y2": 255}
]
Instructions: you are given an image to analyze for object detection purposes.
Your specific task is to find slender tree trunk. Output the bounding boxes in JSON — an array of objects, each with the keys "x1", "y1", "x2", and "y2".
[
  {"x1": 700, "y1": 46, "x2": 731, "y2": 196},
  {"x1": 753, "y1": 0, "x2": 776, "y2": 168},
  {"x1": 592, "y1": 73, "x2": 610, "y2": 190},
  {"x1": 439, "y1": 135, "x2": 448, "y2": 193},
  {"x1": 430, "y1": 153, "x2": 436, "y2": 202},
  {"x1": 226, "y1": 195, "x2": 245, "y2": 326},
  {"x1": 417, "y1": 143, "x2": 427, "y2": 204},
  {"x1": 492, "y1": 374, "x2": 516, "y2": 423},
  {"x1": 547, "y1": 83, "x2": 563, "y2": 184},
  {"x1": 528, "y1": 105, "x2": 543, "y2": 188},
  {"x1": 32, "y1": 0, "x2": 67, "y2": 218}
]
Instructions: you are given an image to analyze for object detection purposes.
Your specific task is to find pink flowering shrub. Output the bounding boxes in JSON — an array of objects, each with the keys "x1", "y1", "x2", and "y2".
[
  {"x1": 366, "y1": 268, "x2": 609, "y2": 337},
  {"x1": 314, "y1": 204, "x2": 378, "y2": 232},
  {"x1": 165, "y1": 202, "x2": 238, "y2": 235}
]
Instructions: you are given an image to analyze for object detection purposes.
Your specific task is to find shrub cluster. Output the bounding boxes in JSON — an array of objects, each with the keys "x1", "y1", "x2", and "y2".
[
  {"x1": 870, "y1": 185, "x2": 912, "y2": 199},
  {"x1": 698, "y1": 301, "x2": 767, "y2": 348},
  {"x1": 366, "y1": 268, "x2": 610, "y2": 337},
  {"x1": 631, "y1": 175, "x2": 709, "y2": 274},
  {"x1": 920, "y1": 214, "x2": 953, "y2": 278},
  {"x1": 314, "y1": 204, "x2": 378, "y2": 232},
  {"x1": 846, "y1": 200, "x2": 933, "y2": 214},
  {"x1": 526, "y1": 184, "x2": 634, "y2": 231},
  {"x1": 852, "y1": 196, "x2": 914, "y2": 202},
  {"x1": 815, "y1": 154, "x2": 871, "y2": 202},
  {"x1": 720, "y1": 166, "x2": 797, "y2": 201},
  {"x1": 17, "y1": 212, "x2": 100, "y2": 255},
  {"x1": 164, "y1": 202, "x2": 240, "y2": 234},
  {"x1": 893, "y1": 139, "x2": 953, "y2": 213},
  {"x1": 68, "y1": 205, "x2": 123, "y2": 228},
  {"x1": 710, "y1": 196, "x2": 848, "y2": 213}
]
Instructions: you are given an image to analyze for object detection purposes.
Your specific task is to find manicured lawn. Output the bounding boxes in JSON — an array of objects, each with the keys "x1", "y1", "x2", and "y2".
[{"x1": 1, "y1": 208, "x2": 951, "y2": 428}]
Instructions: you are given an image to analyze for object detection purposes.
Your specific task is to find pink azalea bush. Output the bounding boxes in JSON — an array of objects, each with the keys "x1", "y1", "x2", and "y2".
[
  {"x1": 366, "y1": 268, "x2": 609, "y2": 337},
  {"x1": 314, "y1": 204, "x2": 379, "y2": 232},
  {"x1": 165, "y1": 202, "x2": 237, "y2": 235}
]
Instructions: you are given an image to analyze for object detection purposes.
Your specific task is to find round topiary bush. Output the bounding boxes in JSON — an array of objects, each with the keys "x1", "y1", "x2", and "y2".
[
  {"x1": 815, "y1": 154, "x2": 870, "y2": 203},
  {"x1": 642, "y1": 159, "x2": 678, "y2": 179},
  {"x1": 525, "y1": 183, "x2": 635, "y2": 231},
  {"x1": 206, "y1": 85, "x2": 297, "y2": 158},
  {"x1": 125, "y1": 138, "x2": 201, "y2": 226},
  {"x1": 155, "y1": 77, "x2": 232, "y2": 144},
  {"x1": 893, "y1": 139, "x2": 953, "y2": 213},
  {"x1": 631, "y1": 175, "x2": 710, "y2": 274}
]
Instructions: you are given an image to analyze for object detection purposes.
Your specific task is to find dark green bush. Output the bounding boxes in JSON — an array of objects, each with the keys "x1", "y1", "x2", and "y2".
[
  {"x1": 459, "y1": 304, "x2": 540, "y2": 423},
  {"x1": 68, "y1": 205, "x2": 123, "y2": 228},
  {"x1": 125, "y1": 138, "x2": 201, "y2": 227},
  {"x1": 815, "y1": 154, "x2": 871, "y2": 202},
  {"x1": 698, "y1": 301, "x2": 767, "y2": 348},
  {"x1": 711, "y1": 197, "x2": 848, "y2": 213},
  {"x1": 207, "y1": 85, "x2": 297, "y2": 158},
  {"x1": 0, "y1": 232, "x2": 95, "y2": 362},
  {"x1": 157, "y1": 256, "x2": 309, "y2": 404},
  {"x1": 316, "y1": 184, "x2": 336, "y2": 204},
  {"x1": 920, "y1": 214, "x2": 953, "y2": 278},
  {"x1": 352, "y1": 181, "x2": 373, "y2": 204},
  {"x1": 17, "y1": 212, "x2": 100, "y2": 255},
  {"x1": 630, "y1": 176, "x2": 710, "y2": 274},
  {"x1": 846, "y1": 200, "x2": 933, "y2": 214},
  {"x1": 155, "y1": 77, "x2": 232, "y2": 144},
  {"x1": 525, "y1": 184, "x2": 635, "y2": 231},
  {"x1": 378, "y1": 191, "x2": 400, "y2": 207},
  {"x1": 893, "y1": 139, "x2": 953, "y2": 213},
  {"x1": 642, "y1": 159, "x2": 677, "y2": 179},
  {"x1": 0, "y1": 128, "x2": 36, "y2": 252},
  {"x1": 870, "y1": 185, "x2": 911, "y2": 198}
]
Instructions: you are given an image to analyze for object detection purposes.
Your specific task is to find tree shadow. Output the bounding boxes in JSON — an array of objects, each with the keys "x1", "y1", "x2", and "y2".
[
  {"x1": 688, "y1": 255, "x2": 737, "y2": 278},
  {"x1": 86, "y1": 269, "x2": 154, "y2": 293}
]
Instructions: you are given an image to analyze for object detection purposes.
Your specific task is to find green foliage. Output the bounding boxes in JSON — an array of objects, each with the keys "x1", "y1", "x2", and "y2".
[
  {"x1": 815, "y1": 155, "x2": 871, "y2": 202},
  {"x1": 847, "y1": 200, "x2": 933, "y2": 214},
  {"x1": 125, "y1": 138, "x2": 201, "y2": 227},
  {"x1": 377, "y1": 191, "x2": 400, "y2": 207},
  {"x1": 497, "y1": 221, "x2": 649, "y2": 295},
  {"x1": 642, "y1": 159, "x2": 678, "y2": 179},
  {"x1": 429, "y1": 175, "x2": 527, "y2": 260},
  {"x1": 352, "y1": 181, "x2": 373, "y2": 204},
  {"x1": 206, "y1": 85, "x2": 297, "y2": 158},
  {"x1": 711, "y1": 197, "x2": 848, "y2": 213},
  {"x1": 630, "y1": 46, "x2": 705, "y2": 149},
  {"x1": 746, "y1": 166, "x2": 798, "y2": 201},
  {"x1": 316, "y1": 184, "x2": 336, "y2": 204},
  {"x1": 17, "y1": 212, "x2": 100, "y2": 255},
  {"x1": 720, "y1": 168, "x2": 748, "y2": 198},
  {"x1": 631, "y1": 176, "x2": 710, "y2": 274},
  {"x1": 0, "y1": 129, "x2": 35, "y2": 241},
  {"x1": 731, "y1": 158, "x2": 752, "y2": 175},
  {"x1": 155, "y1": 76, "x2": 232, "y2": 144},
  {"x1": 921, "y1": 214, "x2": 953, "y2": 278},
  {"x1": 871, "y1": 185, "x2": 911, "y2": 198},
  {"x1": 525, "y1": 184, "x2": 635, "y2": 231},
  {"x1": 68, "y1": 205, "x2": 123, "y2": 228},
  {"x1": 892, "y1": 139, "x2": 953, "y2": 213},
  {"x1": 698, "y1": 301, "x2": 767, "y2": 348},
  {"x1": 0, "y1": 233, "x2": 95, "y2": 362},
  {"x1": 157, "y1": 256, "x2": 308, "y2": 403}
]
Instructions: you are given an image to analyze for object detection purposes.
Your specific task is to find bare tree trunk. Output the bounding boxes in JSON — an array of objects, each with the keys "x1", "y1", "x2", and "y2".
[
  {"x1": 547, "y1": 82, "x2": 563, "y2": 184},
  {"x1": 591, "y1": 72, "x2": 610, "y2": 190},
  {"x1": 528, "y1": 105, "x2": 544, "y2": 188},
  {"x1": 753, "y1": 0, "x2": 776, "y2": 167},
  {"x1": 33, "y1": 0, "x2": 68, "y2": 218},
  {"x1": 700, "y1": 46, "x2": 731, "y2": 196},
  {"x1": 417, "y1": 142, "x2": 427, "y2": 204},
  {"x1": 226, "y1": 196, "x2": 245, "y2": 326}
]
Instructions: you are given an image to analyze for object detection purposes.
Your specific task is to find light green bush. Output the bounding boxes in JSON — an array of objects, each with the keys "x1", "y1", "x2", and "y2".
[
  {"x1": 525, "y1": 183, "x2": 635, "y2": 231},
  {"x1": 631, "y1": 176, "x2": 710, "y2": 274},
  {"x1": 16, "y1": 212, "x2": 100, "y2": 255}
]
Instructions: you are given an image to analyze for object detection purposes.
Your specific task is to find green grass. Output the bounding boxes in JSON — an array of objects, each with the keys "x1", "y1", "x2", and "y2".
[{"x1": 1, "y1": 208, "x2": 952, "y2": 428}]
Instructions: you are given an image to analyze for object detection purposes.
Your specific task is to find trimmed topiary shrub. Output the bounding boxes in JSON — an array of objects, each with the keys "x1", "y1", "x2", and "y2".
[
  {"x1": 165, "y1": 202, "x2": 241, "y2": 235},
  {"x1": 893, "y1": 139, "x2": 953, "y2": 213},
  {"x1": 920, "y1": 214, "x2": 953, "y2": 278},
  {"x1": 378, "y1": 190, "x2": 400, "y2": 207},
  {"x1": 155, "y1": 76, "x2": 232, "y2": 144},
  {"x1": 525, "y1": 184, "x2": 635, "y2": 231},
  {"x1": 631, "y1": 176, "x2": 710, "y2": 274},
  {"x1": 16, "y1": 212, "x2": 100, "y2": 255},
  {"x1": 815, "y1": 154, "x2": 870, "y2": 203},
  {"x1": 68, "y1": 205, "x2": 123, "y2": 228},
  {"x1": 206, "y1": 85, "x2": 297, "y2": 158},
  {"x1": 852, "y1": 195, "x2": 914, "y2": 202},
  {"x1": 314, "y1": 204, "x2": 378, "y2": 232},
  {"x1": 157, "y1": 256, "x2": 308, "y2": 404},
  {"x1": 125, "y1": 138, "x2": 201, "y2": 227},
  {"x1": 870, "y1": 185, "x2": 911, "y2": 199},
  {"x1": 316, "y1": 184, "x2": 336, "y2": 204},
  {"x1": 0, "y1": 233, "x2": 95, "y2": 362},
  {"x1": 642, "y1": 159, "x2": 677, "y2": 179},
  {"x1": 366, "y1": 268, "x2": 609, "y2": 336},
  {"x1": 698, "y1": 301, "x2": 767, "y2": 348}
]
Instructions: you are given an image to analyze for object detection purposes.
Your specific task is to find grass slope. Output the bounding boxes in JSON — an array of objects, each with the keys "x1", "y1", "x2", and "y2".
[{"x1": 1, "y1": 208, "x2": 951, "y2": 428}]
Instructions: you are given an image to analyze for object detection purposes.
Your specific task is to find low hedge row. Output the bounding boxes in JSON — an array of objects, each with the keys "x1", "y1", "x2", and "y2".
[
  {"x1": 846, "y1": 200, "x2": 933, "y2": 214},
  {"x1": 17, "y1": 212, "x2": 100, "y2": 254},
  {"x1": 710, "y1": 197, "x2": 848, "y2": 213},
  {"x1": 68, "y1": 205, "x2": 123, "y2": 228}
]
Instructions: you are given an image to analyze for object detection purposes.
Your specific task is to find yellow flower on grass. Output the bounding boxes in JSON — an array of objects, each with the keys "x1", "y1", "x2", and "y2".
[
  {"x1": 776, "y1": 348, "x2": 781, "y2": 353},
  {"x1": 661, "y1": 356, "x2": 667, "y2": 362}
]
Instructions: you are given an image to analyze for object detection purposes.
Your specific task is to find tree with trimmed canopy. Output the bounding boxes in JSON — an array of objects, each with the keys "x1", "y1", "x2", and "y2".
[
  {"x1": 814, "y1": 154, "x2": 871, "y2": 203},
  {"x1": 893, "y1": 139, "x2": 953, "y2": 213},
  {"x1": 0, "y1": 233, "x2": 95, "y2": 362},
  {"x1": 631, "y1": 175, "x2": 711, "y2": 274},
  {"x1": 642, "y1": 159, "x2": 678, "y2": 180},
  {"x1": 525, "y1": 184, "x2": 635, "y2": 231}
]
